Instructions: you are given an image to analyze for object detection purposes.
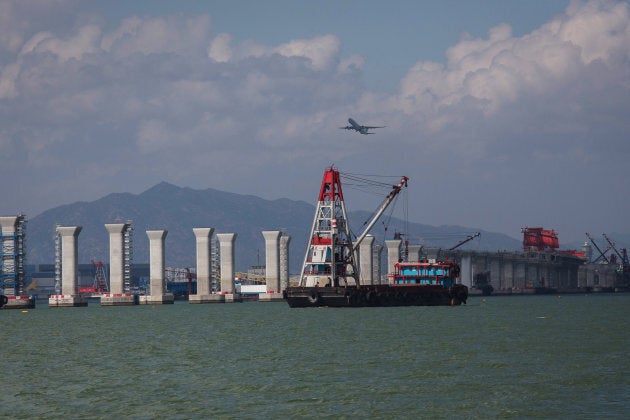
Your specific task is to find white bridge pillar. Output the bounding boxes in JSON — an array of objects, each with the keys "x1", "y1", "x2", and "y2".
[
  {"x1": 102, "y1": 223, "x2": 136, "y2": 306},
  {"x1": 260, "y1": 230, "x2": 284, "y2": 302},
  {"x1": 262, "y1": 230, "x2": 281, "y2": 293},
  {"x1": 217, "y1": 233, "x2": 240, "y2": 302},
  {"x1": 139, "y1": 230, "x2": 174, "y2": 305},
  {"x1": 49, "y1": 226, "x2": 88, "y2": 307},
  {"x1": 359, "y1": 235, "x2": 375, "y2": 285},
  {"x1": 105, "y1": 223, "x2": 127, "y2": 294},
  {"x1": 280, "y1": 235, "x2": 291, "y2": 291},
  {"x1": 190, "y1": 228, "x2": 223, "y2": 303},
  {"x1": 385, "y1": 239, "x2": 402, "y2": 280}
]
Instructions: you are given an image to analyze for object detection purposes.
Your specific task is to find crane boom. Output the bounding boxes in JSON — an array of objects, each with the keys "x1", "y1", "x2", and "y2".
[
  {"x1": 449, "y1": 232, "x2": 481, "y2": 250},
  {"x1": 352, "y1": 176, "x2": 408, "y2": 252},
  {"x1": 602, "y1": 233, "x2": 625, "y2": 262},
  {"x1": 586, "y1": 232, "x2": 610, "y2": 263}
]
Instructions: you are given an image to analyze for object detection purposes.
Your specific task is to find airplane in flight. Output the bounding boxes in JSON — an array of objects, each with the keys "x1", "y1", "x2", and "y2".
[{"x1": 339, "y1": 118, "x2": 385, "y2": 135}]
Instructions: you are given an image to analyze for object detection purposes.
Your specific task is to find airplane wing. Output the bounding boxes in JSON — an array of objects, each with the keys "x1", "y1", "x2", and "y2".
[
  {"x1": 339, "y1": 126, "x2": 353, "y2": 130},
  {"x1": 364, "y1": 126, "x2": 386, "y2": 129}
]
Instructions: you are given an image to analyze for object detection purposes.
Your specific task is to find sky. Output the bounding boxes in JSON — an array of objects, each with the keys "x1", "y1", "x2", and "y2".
[{"x1": 1, "y1": 0, "x2": 629, "y2": 243}]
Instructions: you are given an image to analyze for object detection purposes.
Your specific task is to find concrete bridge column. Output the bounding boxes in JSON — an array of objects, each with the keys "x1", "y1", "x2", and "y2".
[
  {"x1": 515, "y1": 262, "x2": 526, "y2": 289},
  {"x1": 359, "y1": 235, "x2": 375, "y2": 285},
  {"x1": 385, "y1": 239, "x2": 402, "y2": 280},
  {"x1": 280, "y1": 235, "x2": 291, "y2": 291},
  {"x1": 374, "y1": 244, "x2": 383, "y2": 284},
  {"x1": 407, "y1": 244, "x2": 422, "y2": 262},
  {"x1": 190, "y1": 228, "x2": 221, "y2": 304},
  {"x1": 217, "y1": 233, "x2": 240, "y2": 302},
  {"x1": 49, "y1": 226, "x2": 87, "y2": 307},
  {"x1": 0, "y1": 216, "x2": 20, "y2": 295},
  {"x1": 139, "y1": 230, "x2": 174, "y2": 305},
  {"x1": 262, "y1": 231, "x2": 281, "y2": 293},
  {"x1": 490, "y1": 258, "x2": 502, "y2": 291},
  {"x1": 260, "y1": 230, "x2": 283, "y2": 302},
  {"x1": 105, "y1": 223, "x2": 126, "y2": 294},
  {"x1": 460, "y1": 254, "x2": 473, "y2": 288},
  {"x1": 503, "y1": 260, "x2": 514, "y2": 290},
  {"x1": 102, "y1": 223, "x2": 135, "y2": 306},
  {"x1": 0, "y1": 215, "x2": 34, "y2": 309}
]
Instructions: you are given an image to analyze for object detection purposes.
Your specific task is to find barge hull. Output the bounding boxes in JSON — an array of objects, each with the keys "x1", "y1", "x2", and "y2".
[{"x1": 283, "y1": 285, "x2": 468, "y2": 308}]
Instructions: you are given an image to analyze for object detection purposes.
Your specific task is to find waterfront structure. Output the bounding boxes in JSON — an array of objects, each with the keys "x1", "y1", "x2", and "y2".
[
  {"x1": 359, "y1": 235, "x2": 375, "y2": 285},
  {"x1": 0, "y1": 215, "x2": 33, "y2": 309},
  {"x1": 280, "y1": 234, "x2": 291, "y2": 291},
  {"x1": 442, "y1": 249, "x2": 584, "y2": 294},
  {"x1": 49, "y1": 226, "x2": 88, "y2": 307},
  {"x1": 138, "y1": 230, "x2": 174, "y2": 305},
  {"x1": 217, "y1": 233, "x2": 241, "y2": 302},
  {"x1": 259, "y1": 230, "x2": 284, "y2": 301},
  {"x1": 373, "y1": 244, "x2": 383, "y2": 285},
  {"x1": 102, "y1": 223, "x2": 136, "y2": 306},
  {"x1": 407, "y1": 245, "x2": 422, "y2": 263},
  {"x1": 190, "y1": 227, "x2": 223, "y2": 303},
  {"x1": 385, "y1": 239, "x2": 402, "y2": 278}
]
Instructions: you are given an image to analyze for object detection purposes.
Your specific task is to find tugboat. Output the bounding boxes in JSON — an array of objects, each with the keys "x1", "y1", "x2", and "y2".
[{"x1": 283, "y1": 166, "x2": 468, "y2": 307}]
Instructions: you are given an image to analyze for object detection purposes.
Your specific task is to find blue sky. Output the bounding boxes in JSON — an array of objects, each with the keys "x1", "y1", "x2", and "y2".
[{"x1": 1, "y1": 0, "x2": 629, "y2": 244}]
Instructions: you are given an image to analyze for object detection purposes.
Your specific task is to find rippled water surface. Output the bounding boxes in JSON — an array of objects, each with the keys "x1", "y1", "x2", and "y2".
[{"x1": 2, "y1": 294, "x2": 629, "y2": 418}]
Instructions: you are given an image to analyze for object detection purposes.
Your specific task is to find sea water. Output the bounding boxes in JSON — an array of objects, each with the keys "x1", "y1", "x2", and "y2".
[{"x1": 1, "y1": 294, "x2": 628, "y2": 419}]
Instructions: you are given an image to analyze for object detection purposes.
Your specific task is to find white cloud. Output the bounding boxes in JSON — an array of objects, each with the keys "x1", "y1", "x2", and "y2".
[
  {"x1": 0, "y1": 0, "x2": 80, "y2": 56},
  {"x1": 561, "y1": 0, "x2": 630, "y2": 64},
  {"x1": 337, "y1": 54, "x2": 365, "y2": 74},
  {"x1": 0, "y1": 62, "x2": 19, "y2": 99},
  {"x1": 208, "y1": 33, "x2": 342, "y2": 71},
  {"x1": 101, "y1": 15, "x2": 212, "y2": 58},
  {"x1": 396, "y1": 0, "x2": 630, "y2": 120},
  {"x1": 273, "y1": 35, "x2": 340, "y2": 70},
  {"x1": 208, "y1": 33, "x2": 233, "y2": 62},
  {"x1": 20, "y1": 25, "x2": 102, "y2": 61}
]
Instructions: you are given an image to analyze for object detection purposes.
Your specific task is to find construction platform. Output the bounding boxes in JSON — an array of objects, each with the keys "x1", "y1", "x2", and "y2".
[
  {"x1": 100, "y1": 293, "x2": 138, "y2": 306},
  {"x1": 1, "y1": 295, "x2": 35, "y2": 310},
  {"x1": 137, "y1": 293, "x2": 175, "y2": 305},
  {"x1": 49, "y1": 294, "x2": 89, "y2": 307}
]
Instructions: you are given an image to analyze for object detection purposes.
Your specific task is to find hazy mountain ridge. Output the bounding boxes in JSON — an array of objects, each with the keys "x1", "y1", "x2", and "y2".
[{"x1": 21, "y1": 182, "x2": 582, "y2": 273}]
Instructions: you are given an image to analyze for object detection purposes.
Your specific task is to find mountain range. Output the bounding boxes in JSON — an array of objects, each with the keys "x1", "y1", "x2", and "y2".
[{"x1": 22, "y1": 182, "x2": 626, "y2": 273}]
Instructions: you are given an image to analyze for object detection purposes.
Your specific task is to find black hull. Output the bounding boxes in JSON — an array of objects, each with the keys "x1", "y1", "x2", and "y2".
[{"x1": 283, "y1": 285, "x2": 468, "y2": 308}]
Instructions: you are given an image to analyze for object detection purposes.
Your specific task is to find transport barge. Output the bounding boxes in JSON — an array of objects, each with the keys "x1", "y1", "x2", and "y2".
[{"x1": 284, "y1": 166, "x2": 468, "y2": 308}]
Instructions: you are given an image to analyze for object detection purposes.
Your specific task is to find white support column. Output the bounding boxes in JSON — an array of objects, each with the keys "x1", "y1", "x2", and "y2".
[
  {"x1": 280, "y1": 235, "x2": 291, "y2": 291},
  {"x1": 385, "y1": 239, "x2": 402, "y2": 279},
  {"x1": 49, "y1": 226, "x2": 88, "y2": 307},
  {"x1": 359, "y1": 235, "x2": 375, "y2": 285},
  {"x1": 460, "y1": 254, "x2": 473, "y2": 288},
  {"x1": 102, "y1": 223, "x2": 136, "y2": 306},
  {"x1": 105, "y1": 223, "x2": 127, "y2": 294},
  {"x1": 139, "y1": 230, "x2": 174, "y2": 305},
  {"x1": 216, "y1": 233, "x2": 240, "y2": 302},
  {"x1": 259, "y1": 230, "x2": 284, "y2": 302},
  {"x1": 407, "y1": 245, "x2": 422, "y2": 262},
  {"x1": 189, "y1": 227, "x2": 222, "y2": 303},
  {"x1": 59, "y1": 226, "x2": 81, "y2": 296},
  {"x1": 373, "y1": 244, "x2": 383, "y2": 285},
  {"x1": 262, "y1": 230, "x2": 281, "y2": 293},
  {"x1": 0, "y1": 216, "x2": 34, "y2": 309},
  {"x1": 0, "y1": 216, "x2": 19, "y2": 295}
]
